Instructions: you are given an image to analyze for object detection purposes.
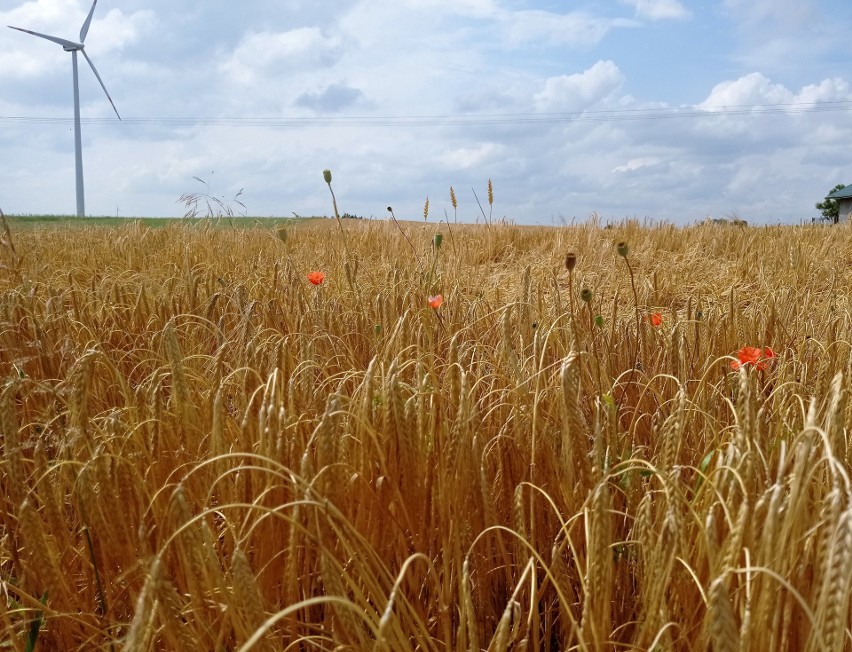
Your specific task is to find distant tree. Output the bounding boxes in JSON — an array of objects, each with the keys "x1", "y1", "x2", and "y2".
[{"x1": 816, "y1": 184, "x2": 847, "y2": 224}]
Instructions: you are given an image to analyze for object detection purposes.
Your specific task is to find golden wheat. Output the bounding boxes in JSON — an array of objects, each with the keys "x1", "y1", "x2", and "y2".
[{"x1": 3, "y1": 218, "x2": 852, "y2": 649}]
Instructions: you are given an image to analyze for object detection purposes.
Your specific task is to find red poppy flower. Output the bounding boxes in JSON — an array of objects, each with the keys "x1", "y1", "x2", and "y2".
[
  {"x1": 650, "y1": 313, "x2": 663, "y2": 327},
  {"x1": 307, "y1": 271, "x2": 325, "y2": 285},
  {"x1": 731, "y1": 346, "x2": 775, "y2": 371},
  {"x1": 428, "y1": 294, "x2": 443, "y2": 309}
]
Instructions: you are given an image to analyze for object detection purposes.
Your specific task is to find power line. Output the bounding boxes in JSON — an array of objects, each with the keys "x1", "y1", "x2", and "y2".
[{"x1": 2, "y1": 99, "x2": 851, "y2": 128}]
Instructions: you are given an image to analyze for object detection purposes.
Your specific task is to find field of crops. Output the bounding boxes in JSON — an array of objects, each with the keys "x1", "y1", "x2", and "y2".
[{"x1": 2, "y1": 215, "x2": 852, "y2": 650}]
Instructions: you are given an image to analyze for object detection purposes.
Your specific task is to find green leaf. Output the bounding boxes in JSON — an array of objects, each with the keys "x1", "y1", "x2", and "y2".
[
  {"x1": 694, "y1": 451, "x2": 715, "y2": 493},
  {"x1": 25, "y1": 592, "x2": 47, "y2": 652}
]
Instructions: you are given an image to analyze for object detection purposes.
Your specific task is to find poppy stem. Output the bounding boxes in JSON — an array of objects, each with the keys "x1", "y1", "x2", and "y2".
[
  {"x1": 624, "y1": 256, "x2": 642, "y2": 366},
  {"x1": 325, "y1": 181, "x2": 350, "y2": 254},
  {"x1": 568, "y1": 270, "x2": 576, "y2": 329},
  {"x1": 472, "y1": 187, "x2": 491, "y2": 229},
  {"x1": 615, "y1": 244, "x2": 642, "y2": 421},
  {"x1": 586, "y1": 301, "x2": 604, "y2": 395},
  {"x1": 387, "y1": 207, "x2": 423, "y2": 269},
  {"x1": 441, "y1": 212, "x2": 458, "y2": 257},
  {"x1": 434, "y1": 309, "x2": 445, "y2": 333}
]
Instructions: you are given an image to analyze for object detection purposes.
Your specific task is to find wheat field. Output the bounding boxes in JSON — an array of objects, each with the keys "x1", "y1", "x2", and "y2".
[{"x1": 2, "y1": 215, "x2": 852, "y2": 650}]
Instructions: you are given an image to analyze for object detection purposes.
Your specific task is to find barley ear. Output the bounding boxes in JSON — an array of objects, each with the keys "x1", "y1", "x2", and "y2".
[
  {"x1": 1, "y1": 382, "x2": 24, "y2": 512},
  {"x1": 707, "y1": 575, "x2": 740, "y2": 652},
  {"x1": 231, "y1": 547, "x2": 271, "y2": 648},
  {"x1": 69, "y1": 350, "x2": 97, "y2": 451},
  {"x1": 123, "y1": 558, "x2": 161, "y2": 650},
  {"x1": 561, "y1": 353, "x2": 590, "y2": 492},
  {"x1": 19, "y1": 497, "x2": 67, "y2": 606}
]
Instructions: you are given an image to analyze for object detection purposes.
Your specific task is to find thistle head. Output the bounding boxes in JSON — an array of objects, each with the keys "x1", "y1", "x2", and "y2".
[
  {"x1": 616, "y1": 241, "x2": 629, "y2": 258},
  {"x1": 580, "y1": 288, "x2": 593, "y2": 304},
  {"x1": 565, "y1": 252, "x2": 577, "y2": 272}
]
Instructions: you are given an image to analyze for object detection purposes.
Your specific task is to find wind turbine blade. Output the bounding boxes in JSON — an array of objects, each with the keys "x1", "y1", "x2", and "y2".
[
  {"x1": 8, "y1": 26, "x2": 81, "y2": 50},
  {"x1": 81, "y1": 49, "x2": 121, "y2": 120},
  {"x1": 80, "y1": 0, "x2": 98, "y2": 43}
]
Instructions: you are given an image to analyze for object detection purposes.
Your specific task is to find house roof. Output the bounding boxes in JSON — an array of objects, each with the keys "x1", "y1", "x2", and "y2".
[{"x1": 827, "y1": 185, "x2": 852, "y2": 200}]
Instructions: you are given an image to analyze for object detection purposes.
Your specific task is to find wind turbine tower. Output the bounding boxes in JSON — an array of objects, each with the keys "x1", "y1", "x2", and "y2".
[{"x1": 9, "y1": 0, "x2": 121, "y2": 218}]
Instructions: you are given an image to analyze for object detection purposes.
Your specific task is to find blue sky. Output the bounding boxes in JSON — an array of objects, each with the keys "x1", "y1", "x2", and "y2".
[{"x1": 1, "y1": 0, "x2": 852, "y2": 224}]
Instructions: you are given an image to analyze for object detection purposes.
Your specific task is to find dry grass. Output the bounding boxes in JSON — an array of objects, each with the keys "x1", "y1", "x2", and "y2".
[{"x1": 2, "y1": 216, "x2": 852, "y2": 650}]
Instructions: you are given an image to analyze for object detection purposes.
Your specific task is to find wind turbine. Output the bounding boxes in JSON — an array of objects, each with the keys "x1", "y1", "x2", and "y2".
[{"x1": 9, "y1": 0, "x2": 121, "y2": 218}]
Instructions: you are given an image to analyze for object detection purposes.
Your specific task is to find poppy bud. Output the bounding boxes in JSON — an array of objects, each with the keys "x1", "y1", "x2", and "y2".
[
  {"x1": 434, "y1": 233, "x2": 443, "y2": 249},
  {"x1": 580, "y1": 288, "x2": 593, "y2": 303},
  {"x1": 616, "y1": 241, "x2": 629, "y2": 257},
  {"x1": 565, "y1": 252, "x2": 577, "y2": 271},
  {"x1": 323, "y1": 169, "x2": 332, "y2": 184},
  {"x1": 594, "y1": 315, "x2": 604, "y2": 328}
]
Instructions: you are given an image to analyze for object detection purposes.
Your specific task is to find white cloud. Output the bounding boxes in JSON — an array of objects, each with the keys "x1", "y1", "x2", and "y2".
[
  {"x1": 613, "y1": 157, "x2": 661, "y2": 173},
  {"x1": 295, "y1": 82, "x2": 367, "y2": 112},
  {"x1": 723, "y1": 0, "x2": 815, "y2": 29},
  {"x1": 720, "y1": 0, "x2": 843, "y2": 75},
  {"x1": 535, "y1": 61, "x2": 625, "y2": 112},
  {"x1": 623, "y1": 0, "x2": 690, "y2": 21},
  {"x1": 2, "y1": 0, "x2": 79, "y2": 26},
  {"x1": 502, "y1": 11, "x2": 635, "y2": 47},
  {"x1": 0, "y1": 50, "x2": 52, "y2": 78},
  {"x1": 441, "y1": 143, "x2": 505, "y2": 170},
  {"x1": 0, "y1": 1, "x2": 154, "y2": 78},
  {"x1": 700, "y1": 73, "x2": 852, "y2": 110},
  {"x1": 340, "y1": 1, "x2": 633, "y2": 52},
  {"x1": 699, "y1": 73, "x2": 793, "y2": 109},
  {"x1": 403, "y1": 0, "x2": 498, "y2": 18},
  {"x1": 796, "y1": 77, "x2": 850, "y2": 104},
  {"x1": 221, "y1": 28, "x2": 343, "y2": 85},
  {"x1": 86, "y1": 8, "x2": 156, "y2": 55}
]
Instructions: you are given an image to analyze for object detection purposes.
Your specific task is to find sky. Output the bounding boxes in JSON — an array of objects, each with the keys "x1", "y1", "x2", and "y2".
[{"x1": 1, "y1": 0, "x2": 852, "y2": 225}]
